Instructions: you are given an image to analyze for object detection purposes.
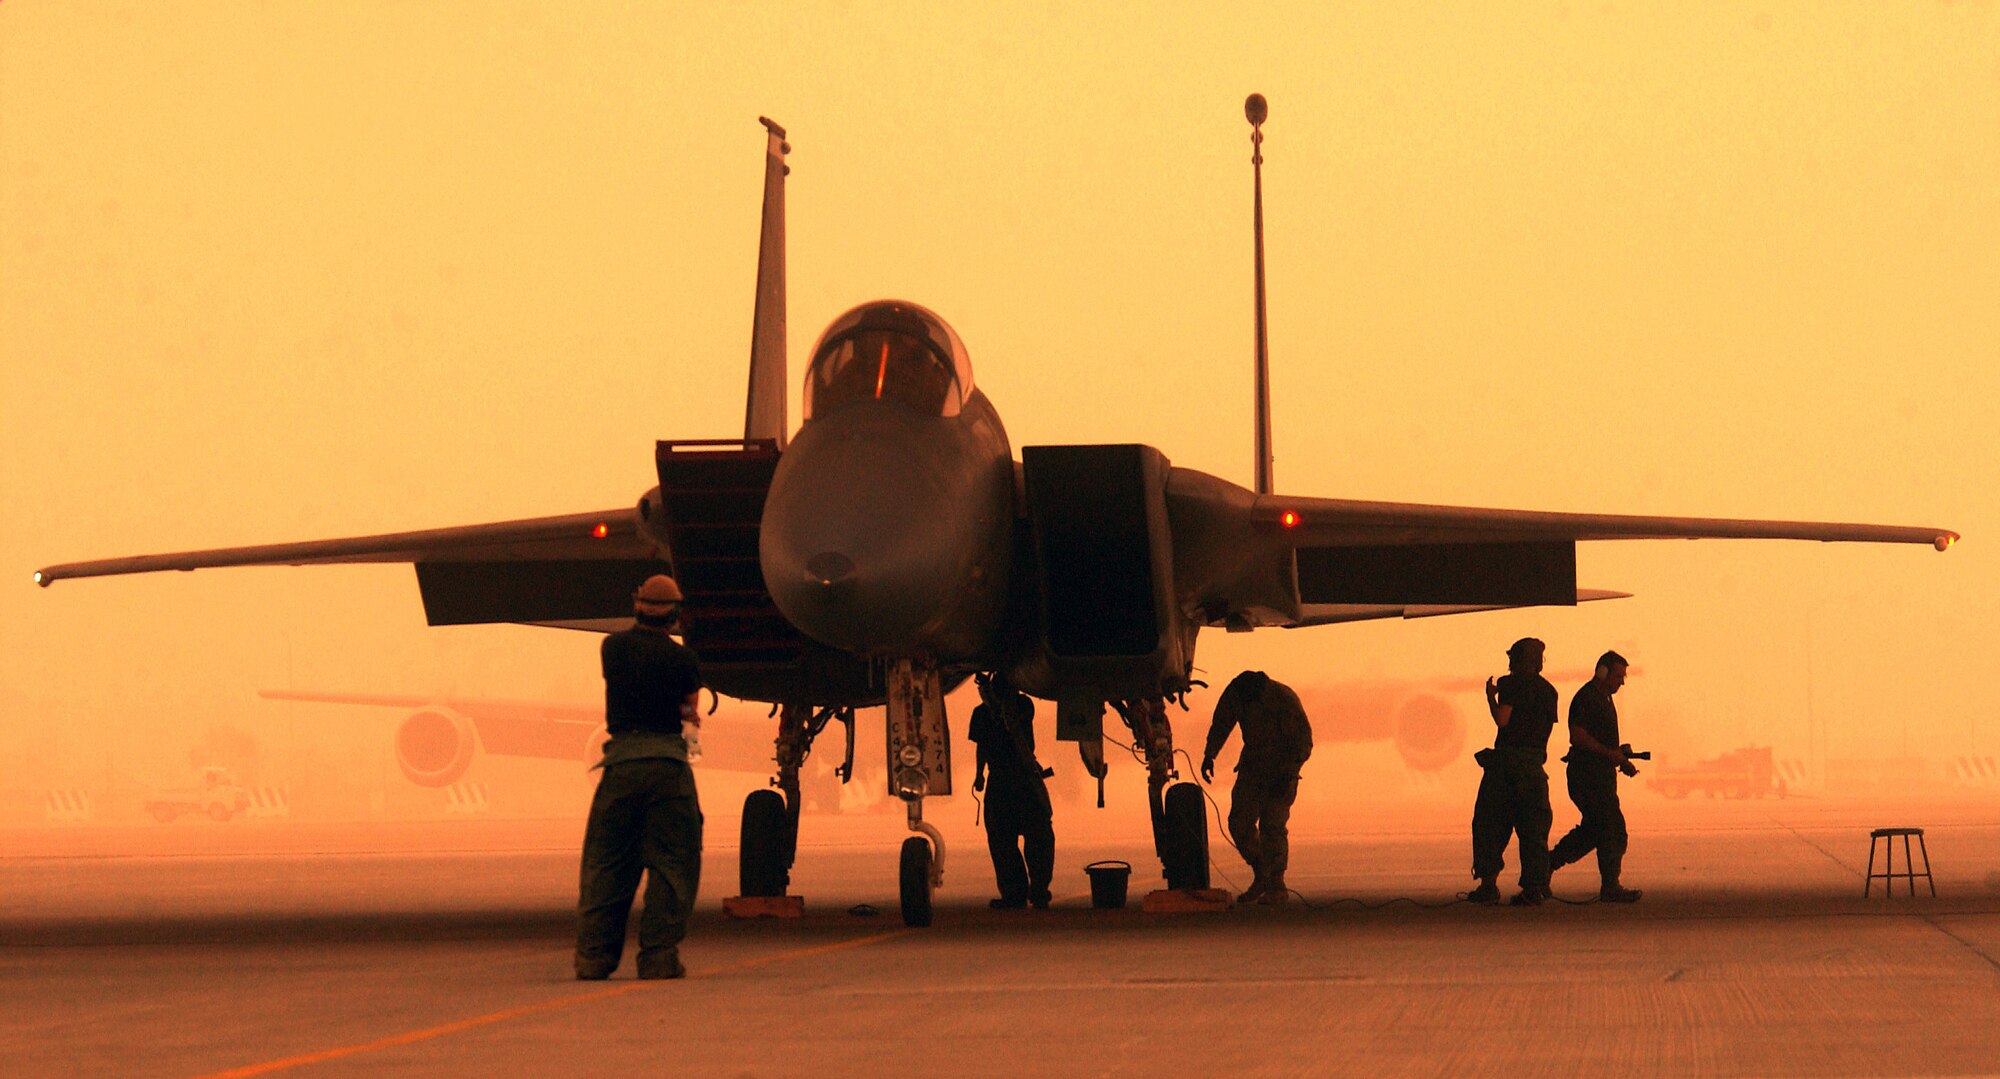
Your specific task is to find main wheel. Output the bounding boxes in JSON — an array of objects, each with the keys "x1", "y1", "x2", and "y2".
[
  {"x1": 899, "y1": 836, "x2": 934, "y2": 927},
  {"x1": 740, "y1": 789, "x2": 790, "y2": 897},
  {"x1": 1161, "y1": 782, "x2": 1210, "y2": 890}
]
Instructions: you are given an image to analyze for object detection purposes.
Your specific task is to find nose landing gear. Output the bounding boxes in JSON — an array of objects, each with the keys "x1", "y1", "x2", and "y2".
[{"x1": 888, "y1": 659, "x2": 952, "y2": 927}]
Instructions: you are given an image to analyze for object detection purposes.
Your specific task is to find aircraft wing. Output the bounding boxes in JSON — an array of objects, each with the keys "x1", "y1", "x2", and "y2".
[
  {"x1": 1290, "y1": 588, "x2": 1632, "y2": 627},
  {"x1": 35, "y1": 508, "x2": 654, "y2": 583},
  {"x1": 1161, "y1": 465, "x2": 1955, "y2": 631},
  {"x1": 35, "y1": 508, "x2": 673, "y2": 627},
  {"x1": 1267, "y1": 494, "x2": 1958, "y2": 550}
]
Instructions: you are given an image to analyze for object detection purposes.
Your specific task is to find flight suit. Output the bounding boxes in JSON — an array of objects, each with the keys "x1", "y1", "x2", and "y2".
[
  {"x1": 1470, "y1": 672, "x2": 1558, "y2": 892},
  {"x1": 1204, "y1": 672, "x2": 1313, "y2": 895},
  {"x1": 575, "y1": 625, "x2": 704, "y2": 980},
  {"x1": 970, "y1": 691, "x2": 1054, "y2": 907}
]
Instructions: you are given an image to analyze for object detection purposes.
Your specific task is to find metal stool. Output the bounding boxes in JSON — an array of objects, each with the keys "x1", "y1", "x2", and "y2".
[{"x1": 1864, "y1": 827, "x2": 1934, "y2": 897}]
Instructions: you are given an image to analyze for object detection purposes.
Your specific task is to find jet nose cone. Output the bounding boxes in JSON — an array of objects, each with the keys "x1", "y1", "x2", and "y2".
[{"x1": 805, "y1": 551, "x2": 855, "y2": 586}]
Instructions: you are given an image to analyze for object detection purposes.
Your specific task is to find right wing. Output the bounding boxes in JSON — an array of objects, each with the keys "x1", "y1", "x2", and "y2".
[{"x1": 35, "y1": 508, "x2": 672, "y2": 627}]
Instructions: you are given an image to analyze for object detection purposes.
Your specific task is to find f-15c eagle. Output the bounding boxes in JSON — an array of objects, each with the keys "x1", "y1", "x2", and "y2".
[{"x1": 35, "y1": 106, "x2": 1956, "y2": 926}]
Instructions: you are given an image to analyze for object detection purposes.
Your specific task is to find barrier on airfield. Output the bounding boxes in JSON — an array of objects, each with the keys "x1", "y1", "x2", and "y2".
[
  {"x1": 243, "y1": 786, "x2": 291, "y2": 819},
  {"x1": 1955, "y1": 756, "x2": 1997, "y2": 785},
  {"x1": 43, "y1": 789, "x2": 93, "y2": 824},
  {"x1": 445, "y1": 780, "x2": 490, "y2": 816}
]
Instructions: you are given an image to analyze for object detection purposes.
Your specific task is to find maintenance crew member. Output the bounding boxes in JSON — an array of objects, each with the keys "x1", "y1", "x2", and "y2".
[
  {"x1": 575, "y1": 574, "x2": 704, "y2": 980},
  {"x1": 1549, "y1": 650, "x2": 1643, "y2": 903},
  {"x1": 1201, "y1": 670, "x2": 1313, "y2": 904},
  {"x1": 1468, "y1": 637, "x2": 1558, "y2": 906},
  {"x1": 969, "y1": 674, "x2": 1055, "y2": 909}
]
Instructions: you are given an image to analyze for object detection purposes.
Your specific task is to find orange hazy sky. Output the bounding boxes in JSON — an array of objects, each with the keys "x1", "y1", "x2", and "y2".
[{"x1": 2, "y1": 3, "x2": 1993, "y2": 787}]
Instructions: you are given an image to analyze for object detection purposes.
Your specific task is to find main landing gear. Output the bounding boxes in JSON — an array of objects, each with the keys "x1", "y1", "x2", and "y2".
[
  {"x1": 738, "y1": 701, "x2": 855, "y2": 902},
  {"x1": 1112, "y1": 696, "x2": 1209, "y2": 891}
]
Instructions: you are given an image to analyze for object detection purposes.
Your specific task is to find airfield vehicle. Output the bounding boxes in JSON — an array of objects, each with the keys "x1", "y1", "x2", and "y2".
[
  {"x1": 144, "y1": 766, "x2": 251, "y2": 823},
  {"x1": 1648, "y1": 747, "x2": 1784, "y2": 800}
]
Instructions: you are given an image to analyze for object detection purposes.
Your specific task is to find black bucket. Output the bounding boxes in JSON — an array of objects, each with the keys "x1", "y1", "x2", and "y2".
[{"x1": 1085, "y1": 860, "x2": 1132, "y2": 909}]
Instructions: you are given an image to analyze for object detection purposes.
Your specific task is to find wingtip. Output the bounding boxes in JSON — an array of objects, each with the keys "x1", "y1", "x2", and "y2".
[
  {"x1": 32, "y1": 569, "x2": 51, "y2": 588},
  {"x1": 1935, "y1": 532, "x2": 1960, "y2": 552}
]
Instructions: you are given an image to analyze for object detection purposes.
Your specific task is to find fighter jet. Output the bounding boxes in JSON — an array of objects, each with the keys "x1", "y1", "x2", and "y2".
[{"x1": 35, "y1": 107, "x2": 1956, "y2": 926}]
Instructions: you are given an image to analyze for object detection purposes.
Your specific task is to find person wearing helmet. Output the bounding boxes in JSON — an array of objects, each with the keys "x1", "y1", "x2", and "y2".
[
  {"x1": 969, "y1": 673, "x2": 1056, "y2": 909},
  {"x1": 575, "y1": 573, "x2": 704, "y2": 980},
  {"x1": 1200, "y1": 670, "x2": 1313, "y2": 904},
  {"x1": 1468, "y1": 637, "x2": 1559, "y2": 906}
]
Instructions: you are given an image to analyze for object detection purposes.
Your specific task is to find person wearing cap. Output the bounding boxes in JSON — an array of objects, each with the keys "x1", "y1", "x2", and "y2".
[
  {"x1": 574, "y1": 573, "x2": 705, "y2": 980},
  {"x1": 1201, "y1": 670, "x2": 1314, "y2": 904},
  {"x1": 969, "y1": 674, "x2": 1056, "y2": 909},
  {"x1": 1549, "y1": 651, "x2": 1643, "y2": 903},
  {"x1": 1468, "y1": 638, "x2": 1559, "y2": 906}
]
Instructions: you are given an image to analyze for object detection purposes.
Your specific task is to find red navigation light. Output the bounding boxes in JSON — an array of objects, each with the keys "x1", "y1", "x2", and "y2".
[
  {"x1": 1280, "y1": 510, "x2": 1300, "y2": 529},
  {"x1": 591, "y1": 522, "x2": 609, "y2": 539}
]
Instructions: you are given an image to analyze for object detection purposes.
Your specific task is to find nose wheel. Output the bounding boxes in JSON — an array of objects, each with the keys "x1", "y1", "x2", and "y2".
[{"x1": 899, "y1": 835, "x2": 934, "y2": 927}]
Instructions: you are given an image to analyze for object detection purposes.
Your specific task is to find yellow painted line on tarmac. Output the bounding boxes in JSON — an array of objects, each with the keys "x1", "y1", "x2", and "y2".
[{"x1": 196, "y1": 929, "x2": 910, "y2": 1078}]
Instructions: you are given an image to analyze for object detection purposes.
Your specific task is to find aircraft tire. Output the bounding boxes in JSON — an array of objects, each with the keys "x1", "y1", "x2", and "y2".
[
  {"x1": 1162, "y1": 782, "x2": 1210, "y2": 891},
  {"x1": 899, "y1": 836, "x2": 934, "y2": 927},
  {"x1": 740, "y1": 789, "x2": 790, "y2": 897}
]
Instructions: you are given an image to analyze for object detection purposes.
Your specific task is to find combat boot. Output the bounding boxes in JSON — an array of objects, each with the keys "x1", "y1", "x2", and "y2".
[
  {"x1": 1599, "y1": 884, "x2": 1643, "y2": 904},
  {"x1": 1509, "y1": 886, "x2": 1549, "y2": 907},
  {"x1": 1257, "y1": 878, "x2": 1290, "y2": 905},
  {"x1": 1467, "y1": 879, "x2": 1500, "y2": 905},
  {"x1": 636, "y1": 948, "x2": 686, "y2": 980},
  {"x1": 1238, "y1": 877, "x2": 1269, "y2": 904}
]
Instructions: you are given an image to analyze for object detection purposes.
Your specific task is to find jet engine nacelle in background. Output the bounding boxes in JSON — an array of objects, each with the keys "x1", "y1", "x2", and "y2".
[
  {"x1": 1290, "y1": 684, "x2": 1469, "y2": 773},
  {"x1": 394, "y1": 708, "x2": 478, "y2": 787},
  {"x1": 1392, "y1": 694, "x2": 1465, "y2": 772}
]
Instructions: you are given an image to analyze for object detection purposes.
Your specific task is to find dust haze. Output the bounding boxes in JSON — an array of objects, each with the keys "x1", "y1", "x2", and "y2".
[{"x1": 3, "y1": 3, "x2": 1996, "y2": 854}]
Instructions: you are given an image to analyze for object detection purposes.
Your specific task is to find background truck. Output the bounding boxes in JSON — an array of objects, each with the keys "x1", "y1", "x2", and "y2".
[
  {"x1": 144, "y1": 767, "x2": 251, "y2": 822},
  {"x1": 1647, "y1": 746, "x2": 1785, "y2": 800}
]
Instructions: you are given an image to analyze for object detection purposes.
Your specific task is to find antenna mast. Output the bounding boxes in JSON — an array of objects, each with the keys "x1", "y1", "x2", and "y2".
[{"x1": 1246, "y1": 93, "x2": 1274, "y2": 495}]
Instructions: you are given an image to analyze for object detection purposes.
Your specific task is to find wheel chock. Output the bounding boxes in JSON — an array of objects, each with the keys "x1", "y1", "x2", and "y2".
[
  {"x1": 724, "y1": 895, "x2": 806, "y2": 919},
  {"x1": 1141, "y1": 888, "x2": 1232, "y2": 913}
]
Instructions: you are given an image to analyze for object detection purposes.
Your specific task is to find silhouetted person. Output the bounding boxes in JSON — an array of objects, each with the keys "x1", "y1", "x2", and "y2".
[
  {"x1": 575, "y1": 574, "x2": 704, "y2": 980},
  {"x1": 1469, "y1": 637, "x2": 1558, "y2": 906},
  {"x1": 1550, "y1": 651, "x2": 1643, "y2": 903},
  {"x1": 969, "y1": 674, "x2": 1055, "y2": 909},
  {"x1": 1202, "y1": 670, "x2": 1313, "y2": 904}
]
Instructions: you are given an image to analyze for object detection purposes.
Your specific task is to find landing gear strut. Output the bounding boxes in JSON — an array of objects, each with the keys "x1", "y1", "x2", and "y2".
[
  {"x1": 887, "y1": 659, "x2": 951, "y2": 927},
  {"x1": 738, "y1": 702, "x2": 854, "y2": 900},
  {"x1": 1115, "y1": 696, "x2": 1209, "y2": 890}
]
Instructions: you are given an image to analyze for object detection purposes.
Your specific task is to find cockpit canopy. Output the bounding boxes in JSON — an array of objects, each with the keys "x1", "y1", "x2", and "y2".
[{"x1": 803, "y1": 300, "x2": 973, "y2": 419}]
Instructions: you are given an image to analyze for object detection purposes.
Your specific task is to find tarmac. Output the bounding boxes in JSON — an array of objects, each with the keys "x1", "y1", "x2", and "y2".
[{"x1": 4, "y1": 792, "x2": 1998, "y2": 1077}]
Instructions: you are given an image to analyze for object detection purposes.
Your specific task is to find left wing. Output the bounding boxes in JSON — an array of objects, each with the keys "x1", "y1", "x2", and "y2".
[
  {"x1": 1266, "y1": 494, "x2": 1959, "y2": 550},
  {"x1": 1162, "y1": 466, "x2": 1956, "y2": 631}
]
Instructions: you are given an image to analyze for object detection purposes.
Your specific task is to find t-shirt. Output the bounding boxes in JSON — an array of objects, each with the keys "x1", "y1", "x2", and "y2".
[
  {"x1": 601, "y1": 627, "x2": 701, "y2": 736},
  {"x1": 1493, "y1": 673, "x2": 1559, "y2": 752},
  {"x1": 1567, "y1": 680, "x2": 1620, "y2": 768},
  {"x1": 968, "y1": 695, "x2": 1039, "y2": 779}
]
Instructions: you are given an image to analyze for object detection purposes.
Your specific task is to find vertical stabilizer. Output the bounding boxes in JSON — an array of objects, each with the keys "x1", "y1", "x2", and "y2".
[
  {"x1": 745, "y1": 117, "x2": 791, "y2": 449},
  {"x1": 1245, "y1": 95, "x2": 1273, "y2": 495}
]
